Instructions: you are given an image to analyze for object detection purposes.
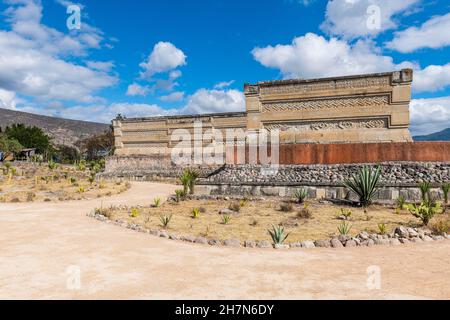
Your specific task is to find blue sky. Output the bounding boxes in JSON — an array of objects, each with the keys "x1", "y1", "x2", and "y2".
[{"x1": 0, "y1": 0, "x2": 449, "y2": 135}]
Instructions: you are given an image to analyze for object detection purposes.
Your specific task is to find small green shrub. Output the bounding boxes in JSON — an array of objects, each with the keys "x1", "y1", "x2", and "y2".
[
  {"x1": 191, "y1": 208, "x2": 200, "y2": 219},
  {"x1": 340, "y1": 208, "x2": 353, "y2": 220},
  {"x1": 406, "y1": 201, "x2": 442, "y2": 226},
  {"x1": 337, "y1": 221, "x2": 352, "y2": 235},
  {"x1": 293, "y1": 188, "x2": 308, "y2": 204},
  {"x1": 175, "y1": 189, "x2": 185, "y2": 202},
  {"x1": 396, "y1": 196, "x2": 406, "y2": 210},
  {"x1": 153, "y1": 197, "x2": 162, "y2": 208},
  {"x1": 160, "y1": 214, "x2": 173, "y2": 228},
  {"x1": 130, "y1": 208, "x2": 140, "y2": 218},
  {"x1": 239, "y1": 199, "x2": 248, "y2": 208},
  {"x1": 268, "y1": 225, "x2": 290, "y2": 245},
  {"x1": 378, "y1": 223, "x2": 387, "y2": 235},
  {"x1": 221, "y1": 214, "x2": 232, "y2": 224},
  {"x1": 77, "y1": 187, "x2": 85, "y2": 193}
]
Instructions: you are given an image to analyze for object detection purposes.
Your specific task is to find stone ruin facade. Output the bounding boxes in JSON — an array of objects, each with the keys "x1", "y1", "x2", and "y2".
[{"x1": 112, "y1": 69, "x2": 413, "y2": 157}]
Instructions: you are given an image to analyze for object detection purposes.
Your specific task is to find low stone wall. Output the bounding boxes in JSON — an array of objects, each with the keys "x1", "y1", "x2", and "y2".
[{"x1": 196, "y1": 162, "x2": 450, "y2": 202}]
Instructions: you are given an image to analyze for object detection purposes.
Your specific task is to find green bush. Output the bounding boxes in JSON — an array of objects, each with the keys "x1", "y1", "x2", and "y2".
[
  {"x1": 337, "y1": 221, "x2": 352, "y2": 235},
  {"x1": 406, "y1": 201, "x2": 442, "y2": 226},
  {"x1": 343, "y1": 165, "x2": 381, "y2": 208},
  {"x1": 396, "y1": 196, "x2": 406, "y2": 210},
  {"x1": 293, "y1": 188, "x2": 308, "y2": 204},
  {"x1": 378, "y1": 223, "x2": 387, "y2": 235},
  {"x1": 191, "y1": 208, "x2": 200, "y2": 219},
  {"x1": 221, "y1": 214, "x2": 232, "y2": 224},
  {"x1": 153, "y1": 197, "x2": 162, "y2": 208},
  {"x1": 268, "y1": 225, "x2": 290, "y2": 245},
  {"x1": 160, "y1": 214, "x2": 173, "y2": 228}
]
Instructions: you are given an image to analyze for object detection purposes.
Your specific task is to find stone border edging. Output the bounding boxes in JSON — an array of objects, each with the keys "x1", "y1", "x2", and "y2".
[{"x1": 87, "y1": 212, "x2": 449, "y2": 250}]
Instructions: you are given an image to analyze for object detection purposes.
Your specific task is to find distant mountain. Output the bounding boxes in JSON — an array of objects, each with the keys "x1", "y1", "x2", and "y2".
[
  {"x1": 0, "y1": 108, "x2": 109, "y2": 147},
  {"x1": 414, "y1": 128, "x2": 450, "y2": 142}
]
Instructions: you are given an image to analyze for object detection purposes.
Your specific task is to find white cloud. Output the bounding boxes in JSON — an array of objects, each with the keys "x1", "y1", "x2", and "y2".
[
  {"x1": 321, "y1": 0, "x2": 420, "y2": 39},
  {"x1": 413, "y1": 63, "x2": 450, "y2": 93},
  {"x1": 252, "y1": 33, "x2": 413, "y2": 79},
  {"x1": 160, "y1": 91, "x2": 185, "y2": 102},
  {"x1": 86, "y1": 60, "x2": 115, "y2": 72},
  {"x1": 0, "y1": 88, "x2": 20, "y2": 109},
  {"x1": 139, "y1": 42, "x2": 186, "y2": 79},
  {"x1": 214, "y1": 80, "x2": 235, "y2": 89},
  {"x1": 182, "y1": 89, "x2": 245, "y2": 115},
  {"x1": 126, "y1": 83, "x2": 150, "y2": 96},
  {"x1": 410, "y1": 96, "x2": 450, "y2": 136},
  {"x1": 0, "y1": 0, "x2": 117, "y2": 103},
  {"x1": 385, "y1": 13, "x2": 450, "y2": 53}
]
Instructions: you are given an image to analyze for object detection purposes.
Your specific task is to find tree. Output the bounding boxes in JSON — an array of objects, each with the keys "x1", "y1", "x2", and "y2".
[
  {"x1": 0, "y1": 133, "x2": 23, "y2": 154},
  {"x1": 76, "y1": 128, "x2": 114, "y2": 161},
  {"x1": 5, "y1": 124, "x2": 52, "y2": 155}
]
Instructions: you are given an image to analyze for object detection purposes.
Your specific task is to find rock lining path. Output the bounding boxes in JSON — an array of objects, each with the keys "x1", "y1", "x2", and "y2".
[{"x1": 0, "y1": 182, "x2": 449, "y2": 299}]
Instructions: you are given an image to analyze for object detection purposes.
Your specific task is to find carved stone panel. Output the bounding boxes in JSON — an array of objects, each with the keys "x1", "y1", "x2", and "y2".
[
  {"x1": 264, "y1": 118, "x2": 388, "y2": 132},
  {"x1": 262, "y1": 95, "x2": 389, "y2": 113}
]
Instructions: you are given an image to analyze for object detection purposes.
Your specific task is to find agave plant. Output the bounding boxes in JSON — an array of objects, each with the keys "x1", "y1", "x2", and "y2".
[
  {"x1": 153, "y1": 197, "x2": 162, "y2": 208},
  {"x1": 378, "y1": 223, "x2": 387, "y2": 235},
  {"x1": 160, "y1": 214, "x2": 173, "y2": 228},
  {"x1": 191, "y1": 208, "x2": 200, "y2": 219},
  {"x1": 179, "y1": 171, "x2": 191, "y2": 196},
  {"x1": 268, "y1": 225, "x2": 290, "y2": 245},
  {"x1": 343, "y1": 165, "x2": 381, "y2": 208},
  {"x1": 406, "y1": 201, "x2": 441, "y2": 226},
  {"x1": 418, "y1": 182, "x2": 431, "y2": 202},
  {"x1": 293, "y1": 188, "x2": 308, "y2": 204},
  {"x1": 221, "y1": 214, "x2": 232, "y2": 225},
  {"x1": 187, "y1": 169, "x2": 199, "y2": 195},
  {"x1": 337, "y1": 221, "x2": 352, "y2": 235},
  {"x1": 396, "y1": 196, "x2": 406, "y2": 210}
]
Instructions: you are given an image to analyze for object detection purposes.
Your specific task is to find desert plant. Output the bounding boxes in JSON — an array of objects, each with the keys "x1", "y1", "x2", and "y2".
[
  {"x1": 418, "y1": 181, "x2": 431, "y2": 202},
  {"x1": 228, "y1": 202, "x2": 241, "y2": 212},
  {"x1": 442, "y1": 183, "x2": 450, "y2": 212},
  {"x1": 153, "y1": 197, "x2": 162, "y2": 208},
  {"x1": 191, "y1": 208, "x2": 200, "y2": 219},
  {"x1": 337, "y1": 221, "x2": 352, "y2": 235},
  {"x1": 130, "y1": 208, "x2": 140, "y2": 218},
  {"x1": 239, "y1": 199, "x2": 248, "y2": 208},
  {"x1": 293, "y1": 188, "x2": 308, "y2": 204},
  {"x1": 2, "y1": 162, "x2": 12, "y2": 175},
  {"x1": 268, "y1": 225, "x2": 290, "y2": 245},
  {"x1": 396, "y1": 196, "x2": 406, "y2": 210},
  {"x1": 69, "y1": 177, "x2": 77, "y2": 185},
  {"x1": 378, "y1": 223, "x2": 387, "y2": 235},
  {"x1": 297, "y1": 203, "x2": 312, "y2": 219},
  {"x1": 340, "y1": 208, "x2": 353, "y2": 220},
  {"x1": 279, "y1": 202, "x2": 294, "y2": 212},
  {"x1": 159, "y1": 214, "x2": 173, "y2": 228},
  {"x1": 76, "y1": 160, "x2": 87, "y2": 172},
  {"x1": 430, "y1": 218, "x2": 449, "y2": 235},
  {"x1": 406, "y1": 201, "x2": 442, "y2": 226},
  {"x1": 175, "y1": 189, "x2": 185, "y2": 202},
  {"x1": 179, "y1": 171, "x2": 190, "y2": 195},
  {"x1": 187, "y1": 169, "x2": 199, "y2": 194},
  {"x1": 48, "y1": 160, "x2": 58, "y2": 171},
  {"x1": 77, "y1": 187, "x2": 85, "y2": 193},
  {"x1": 221, "y1": 214, "x2": 232, "y2": 224},
  {"x1": 343, "y1": 165, "x2": 381, "y2": 209}
]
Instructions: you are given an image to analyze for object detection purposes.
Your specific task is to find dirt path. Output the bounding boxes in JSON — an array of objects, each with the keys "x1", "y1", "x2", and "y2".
[{"x1": 0, "y1": 181, "x2": 449, "y2": 300}]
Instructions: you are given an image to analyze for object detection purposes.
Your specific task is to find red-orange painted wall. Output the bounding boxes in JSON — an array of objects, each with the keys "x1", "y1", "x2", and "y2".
[{"x1": 226, "y1": 142, "x2": 450, "y2": 165}]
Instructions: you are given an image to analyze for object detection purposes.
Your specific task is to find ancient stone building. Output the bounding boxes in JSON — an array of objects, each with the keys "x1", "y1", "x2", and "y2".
[{"x1": 113, "y1": 69, "x2": 413, "y2": 157}]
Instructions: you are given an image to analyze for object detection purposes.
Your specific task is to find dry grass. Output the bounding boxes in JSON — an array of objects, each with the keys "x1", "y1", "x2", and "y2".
[
  {"x1": 106, "y1": 198, "x2": 433, "y2": 243},
  {"x1": 0, "y1": 164, "x2": 130, "y2": 203}
]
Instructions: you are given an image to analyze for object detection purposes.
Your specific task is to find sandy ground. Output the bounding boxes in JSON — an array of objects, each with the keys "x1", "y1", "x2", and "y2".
[{"x1": 0, "y1": 181, "x2": 449, "y2": 300}]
